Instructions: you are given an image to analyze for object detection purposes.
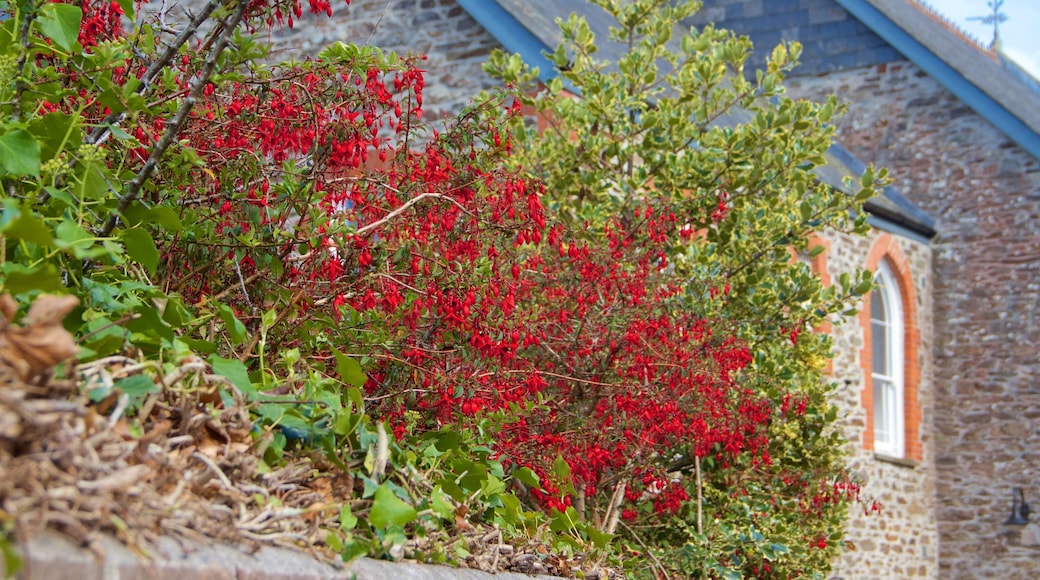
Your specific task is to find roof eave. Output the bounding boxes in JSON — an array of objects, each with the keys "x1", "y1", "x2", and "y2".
[
  {"x1": 836, "y1": 0, "x2": 1040, "y2": 161},
  {"x1": 455, "y1": 0, "x2": 556, "y2": 84}
]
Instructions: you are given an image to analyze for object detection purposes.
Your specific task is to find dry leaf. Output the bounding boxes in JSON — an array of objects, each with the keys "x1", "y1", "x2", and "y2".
[
  {"x1": 0, "y1": 294, "x2": 79, "y2": 383},
  {"x1": 0, "y1": 294, "x2": 17, "y2": 325}
]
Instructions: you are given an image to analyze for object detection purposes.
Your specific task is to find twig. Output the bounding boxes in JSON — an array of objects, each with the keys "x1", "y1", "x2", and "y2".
[
  {"x1": 191, "y1": 451, "x2": 235, "y2": 491},
  {"x1": 603, "y1": 481, "x2": 626, "y2": 535},
  {"x1": 618, "y1": 519, "x2": 669, "y2": 580},
  {"x1": 107, "y1": 393, "x2": 130, "y2": 429},
  {"x1": 695, "y1": 454, "x2": 703, "y2": 535},
  {"x1": 372, "y1": 421, "x2": 389, "y2": 481},
  {"x1": 86, "y1": 0, "x2": 223, "y2": 146},
  {"x1": 98, "y1": 0, "x2": 250, "y2": 237},
  {"x1": 354, "y1": 192, "x2": 443, "y2": 237},
  {"x1": 11, "y1": 0, "x2": 38, "y2": 122}
]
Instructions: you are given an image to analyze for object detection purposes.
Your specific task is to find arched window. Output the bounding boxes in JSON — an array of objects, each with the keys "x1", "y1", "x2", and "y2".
[
  {"x1": 871, "y1": 260, "x2": 904, "y2": 457},
  {"x1": 860, "y1": 233, "x2": 922, "y2": 462}
]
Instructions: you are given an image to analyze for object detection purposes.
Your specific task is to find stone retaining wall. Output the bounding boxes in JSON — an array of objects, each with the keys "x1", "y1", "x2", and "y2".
[{"x1": 2, "y1": 531, "x2": 559, "y2": 580}]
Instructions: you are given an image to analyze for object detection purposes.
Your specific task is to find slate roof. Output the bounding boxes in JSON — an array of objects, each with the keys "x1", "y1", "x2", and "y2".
[
  {"x1": 682, "y1": 0, "x2": 902, "y2": 76},
  {"x1": 839, "y1": 0, "x2": 1040, "y2": 159},
  {"x1": 457, "y1": 0, "x2": 936, "y2": 239}
]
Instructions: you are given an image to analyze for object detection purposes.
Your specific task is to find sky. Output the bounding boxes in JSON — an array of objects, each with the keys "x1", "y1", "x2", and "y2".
[{"x1": 924, "y1": 0, "x2": 1040, "y2": 78}]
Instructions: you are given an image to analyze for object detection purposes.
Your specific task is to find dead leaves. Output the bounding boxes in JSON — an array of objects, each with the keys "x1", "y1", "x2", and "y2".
[{"x1": 0, "y1": 294, "x2": 79, "y2": 384}]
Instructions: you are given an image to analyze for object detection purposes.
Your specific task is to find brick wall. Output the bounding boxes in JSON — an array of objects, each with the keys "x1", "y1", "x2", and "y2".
[
  {"x1": 785, "y1": 60, "x2": 1040, "y2": 580},
  {"x1": 820, "y1": 228, "x2": 938, "y2": 579}
]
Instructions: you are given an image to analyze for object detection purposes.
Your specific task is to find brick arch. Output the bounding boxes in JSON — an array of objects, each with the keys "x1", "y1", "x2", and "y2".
[{"x1": 860, "y1": 233, "x2": 923, "y2": 461}]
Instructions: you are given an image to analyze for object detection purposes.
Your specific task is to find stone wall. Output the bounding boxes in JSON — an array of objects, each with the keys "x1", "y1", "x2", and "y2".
[
  {"x1": 268, "y1": 0, "x2": 502, "y2": 118},
  {"x1": 820, "y1": 228, "x2": 939, "y2": 579},
  {"x1": 785, "y1": 60, "x2": 1040, "y2": 579}
]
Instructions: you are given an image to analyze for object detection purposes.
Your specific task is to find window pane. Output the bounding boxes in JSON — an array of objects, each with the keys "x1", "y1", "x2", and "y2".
[
  {"x1": 871, "y1": 288, "x2": 885, "y2": 321},
  {"x1": 874, "y1": 378, "x2": 892, "y2": 444},
  {"x1": 872, "y1": 319, "x2": 888, "y2": 375}
]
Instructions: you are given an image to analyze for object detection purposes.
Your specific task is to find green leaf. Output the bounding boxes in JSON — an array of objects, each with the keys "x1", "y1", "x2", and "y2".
[
  {"x1": 116, "y1": 374, "x2": 159, "y2": 406},
  {"x1": 0, "y1": 129, "x2": 41, "y2": 176},
  {"x1": 207, "y1": 355, "x2": 258, "y2": 399},
  {"x1": 1, "y1": 210, "x2": 52, "y2": 246},
  {"x1": 1, "y1": 534, "x2": 23, "y2": 577},
  {"x1": 217, "y1": 304, "x2": 247, "y2": 345},
  {"x1": 1, "y1": 263, "x2": 63, "y2": 293},
  {"x1": 430, "y1": 486, "x2": 455, "y2": 519},
  {"x1": 552, "y1": 455, "x2": 571, "y2": 485},
  {"x1": 29, "y1": 112, "x2": 81, "y2": 163},
  {"x1": 126, "y1": 304, "x2": 174, "y2": 343},
  {"x1": 339, "y1": 538, "x2": 369, "y2": 562},
  {"x1": 512, "y1": 467, "x2": 540, "y2": 488},
  {"x1": 54, "y1": 220, "x2": 92, "y2": 251},
  {"x1": 119, "y1": 228, "x2": 158, "y2": 274},
  {"x1": 586, "y1": 526, "x2": 613, "y2": 549},
  {"x1": 338, "y1": 504, "x2": 358, "y2": 530},
  {"x1": 37, "y1": 3, "x2": 83, "y2": 51},
  {"x1": 261, "y1": 307, "x2": 277, "y2": 331},
  {"x1": 332, "y1": 346, "x2": 368, "y2": 387},
  {"x1": 481, "y1": 474, "x2": 506, "y2": 497},
  {"x1": 148, "y1": 206, "x2": 184, "y2": 232},
  {"x1": 369, "y1": 484, "x2": 417, "y2": 528}
]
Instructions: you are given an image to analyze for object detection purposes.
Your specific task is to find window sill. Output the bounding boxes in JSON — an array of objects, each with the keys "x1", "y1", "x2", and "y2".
[{"x1": 873, "y1": 453, "x2": 919, "y2": 468}]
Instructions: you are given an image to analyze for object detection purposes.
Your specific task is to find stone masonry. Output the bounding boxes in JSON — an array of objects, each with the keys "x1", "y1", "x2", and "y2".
[
  {"x1": 785, "y1": 59, "x2": 1040, "y2": 579},
  {"x1": 267, "y1": 0, "x2": 502, "y2": 117},
  {"x1": 820, "y1": 228, "x2": 938, "y2": 579}
]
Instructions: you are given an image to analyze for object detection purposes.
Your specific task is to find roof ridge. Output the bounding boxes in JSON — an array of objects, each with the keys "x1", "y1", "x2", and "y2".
[{"x1": 904, "y1": 0, "x2": 997, "y2": 59}]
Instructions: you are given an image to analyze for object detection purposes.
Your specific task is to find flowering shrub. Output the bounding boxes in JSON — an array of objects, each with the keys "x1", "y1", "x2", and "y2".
[
  {"x1": 486, "y1": 0, "x2": 883, "y2": 576},
  {"x1": 1, "y1": 0, "x2": 880, "y2": 576}
]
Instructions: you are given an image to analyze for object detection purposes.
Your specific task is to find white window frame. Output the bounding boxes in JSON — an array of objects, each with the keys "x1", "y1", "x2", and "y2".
[{"x1": 871, "y1": 260, "x2": 904, "y2": 457}]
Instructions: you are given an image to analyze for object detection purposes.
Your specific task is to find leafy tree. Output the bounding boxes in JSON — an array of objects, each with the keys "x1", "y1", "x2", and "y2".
[{"x1": 485, "y1": 0, "x2": 880, "y2": 576}]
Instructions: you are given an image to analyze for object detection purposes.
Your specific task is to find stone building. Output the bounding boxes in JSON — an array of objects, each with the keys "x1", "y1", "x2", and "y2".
[{"x1": 276, "y1": 0, "x2": 1040, "y2": 577}]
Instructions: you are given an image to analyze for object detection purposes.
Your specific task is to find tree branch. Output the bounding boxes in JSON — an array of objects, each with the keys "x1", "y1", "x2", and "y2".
[{"x1": 98, "y1": 0, "x2": 249, "y2": 238}]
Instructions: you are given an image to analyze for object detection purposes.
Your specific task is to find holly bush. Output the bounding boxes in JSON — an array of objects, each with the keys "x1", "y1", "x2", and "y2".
[{"x1": 1, "y1": 0, "x2": 878, "y2": 577}]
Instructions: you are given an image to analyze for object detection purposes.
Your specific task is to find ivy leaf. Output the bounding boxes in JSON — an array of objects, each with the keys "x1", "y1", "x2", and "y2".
[
  {"x1": 0, "y1": 130, "x2": 42, "y2": 176},
  {"x1": 430, "y1": 485, "x2": 455, "y2": 519},
  {"x1": 207, "y1": 355, "x2": 257, "y2": 400},
  {"x1": 512, "y1": 467, "x2": 540, "y2": 488},
  {"x1": 1, "y1": 209, "x2": 52, "y2": 246},
  {"x1": 338, "y1": 503, "x2": 358, "y2": 531},
  {"x1": 217, "y1": 303, "x2": 247, "y2": 345},
  {"x1": 119, "y1": 228, "x2": 158, "y2": 274},
  {"x1": 37, "y1": 3, "x2": 83, "y2": 51},
  {"x1": 369, "y1": 484, "x2": 417, "y2": 528},
  {"x1": 116, "y1": 374, "x2": 159, "y2": 407},
  {"x1": 2, "y1": 263, "x2": 63, "y2": 293},
  {"x1": 332, "y1": 346, "x2": 368, "y2": 387}
]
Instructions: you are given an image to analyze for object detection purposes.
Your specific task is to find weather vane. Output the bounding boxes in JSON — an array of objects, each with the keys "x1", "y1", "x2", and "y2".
[{"x1": 967, "y1": 0, "x2": 1009, "y2": 49}]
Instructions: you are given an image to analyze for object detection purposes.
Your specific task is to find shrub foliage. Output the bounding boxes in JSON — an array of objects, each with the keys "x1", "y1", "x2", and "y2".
[{"x1": 0, "y1": 0, "x2": 880, "y2": 576}]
